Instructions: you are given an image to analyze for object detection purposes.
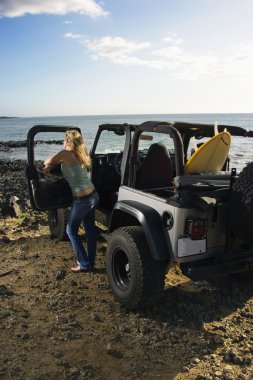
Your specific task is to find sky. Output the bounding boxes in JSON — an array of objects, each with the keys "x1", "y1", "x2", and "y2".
[{"x1": 0, "y1": 0, "x2": 253, "y2": 117}]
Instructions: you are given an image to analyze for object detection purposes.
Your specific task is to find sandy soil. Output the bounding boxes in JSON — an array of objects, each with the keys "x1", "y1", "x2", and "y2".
[{"x1": 0, "y1": 160, "x2": 253, "y2": 379}]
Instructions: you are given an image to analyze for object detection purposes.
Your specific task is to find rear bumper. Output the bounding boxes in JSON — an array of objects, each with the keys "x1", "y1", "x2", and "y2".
[{"x1": 181, "y1": 250, "x2": 253, "y2": 280}]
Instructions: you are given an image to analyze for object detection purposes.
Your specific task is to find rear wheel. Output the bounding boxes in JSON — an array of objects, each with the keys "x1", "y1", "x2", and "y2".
[
  {"x1": 48, "y1": 208, "x2": 69, "y2": 241},
  {"x1": 106, "y1": 226, "x2": 167, "y2": 310}
]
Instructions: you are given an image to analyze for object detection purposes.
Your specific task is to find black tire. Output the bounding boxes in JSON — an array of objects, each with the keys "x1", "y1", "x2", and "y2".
[
  {"x1": 106, "y1": 226, "x2": 167, "y2": 310},
  {"x1": 48, "y1": 208, "x2": 69, "y2": 241},
  {"x1": 229, "y1": 162, "x2": 253, "y2": 243}
]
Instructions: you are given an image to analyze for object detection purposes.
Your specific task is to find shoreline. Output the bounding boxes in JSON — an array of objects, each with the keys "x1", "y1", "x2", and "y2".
[
  {"x1": 0, "y1": 141, "x2": 63, "y2": 163},
  {"x1": 0, "y1": 116, "x2": 19, "y2": 119},
  {"x1": 0, "y1": 140, "x2": 63, "y2": 150}
]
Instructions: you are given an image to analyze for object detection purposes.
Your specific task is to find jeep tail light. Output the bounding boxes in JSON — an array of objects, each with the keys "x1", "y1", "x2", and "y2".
[{"x1": 186, "y1": 218, "x2": 206, "y2": 240}]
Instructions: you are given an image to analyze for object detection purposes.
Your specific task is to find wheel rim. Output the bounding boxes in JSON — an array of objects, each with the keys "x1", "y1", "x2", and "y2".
[{"x1": 112, "y1": 248, "x2": 131, "y2": 289}]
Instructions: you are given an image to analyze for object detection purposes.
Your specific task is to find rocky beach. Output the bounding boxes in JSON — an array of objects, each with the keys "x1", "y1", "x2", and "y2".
[{"x1": 0, "y1": 154, "x2": 253, "y2": 380}]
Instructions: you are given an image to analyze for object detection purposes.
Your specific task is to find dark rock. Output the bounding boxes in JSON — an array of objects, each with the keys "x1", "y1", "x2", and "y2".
[
  {"x1": 106, "y1": 343, "x2": 123, "y2": 358},
  {"x1": 53, "y1": 351, "x2": 64, "y2": 359},
  {"x1": 1, "y1": 199, "x2": 21, "y2": 217},
  {"x1": 91, "y1": 313, "x2": 101, "y2": 322},
  {"x1": 68, "y1": 368, "x2": 80, "y2": 380},
  {"x1": 0, "y1": 285, "x2": 14, "y2": 297},
  {"x1": 54, "y1": 269, "x2": 66, "y2": 281},
  {"x1": 224, "y1": 348, "x2": 244, "y2": 364},
  {"x1": 1, "y1": 235, "x2": 11, "y2": 243}
]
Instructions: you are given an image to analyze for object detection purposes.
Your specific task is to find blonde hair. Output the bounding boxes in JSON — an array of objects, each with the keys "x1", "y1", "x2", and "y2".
[{"x1": 65, "y1": 129, "x2": 91, "y2": 168}]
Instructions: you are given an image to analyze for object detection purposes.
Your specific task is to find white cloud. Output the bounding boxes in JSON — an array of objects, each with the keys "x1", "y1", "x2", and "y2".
[
  {"x1": 65, "y1": 32, "x2": 81, "y2": 39},
  {"x1": 162, "y1": 33, "x2": 183, "y2": 45},
  {"x1": 65, "y1": 34, "x2": 151, "y2": 62},
  {"x1": 65, "y1": 32, "x2": 253, "y2": 80},
  {"x1": 152, "y1": 45, "x2": 183, "y2": 59},
  {"x1": 83, "y1": 36, "x2": 150, "y2": 61},
  {"x1": 0, "y1": 0, "x2": 108, "y2": 18}
]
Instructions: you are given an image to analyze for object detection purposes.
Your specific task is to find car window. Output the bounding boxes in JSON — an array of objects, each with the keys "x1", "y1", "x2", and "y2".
[
  {"x1": 33, "y1": 131, "x2": 65, "y2": 162},
  {"x1": 95, "y1": 130, "x2": 126, "y2": 154},
  {"x1": 138, "y1": 132, "x2": 175, "y2": 155}
]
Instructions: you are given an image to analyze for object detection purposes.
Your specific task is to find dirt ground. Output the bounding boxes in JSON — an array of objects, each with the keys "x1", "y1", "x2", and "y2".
[
  {"x1": 0, "y1": 159, "x2": 253, "y2": 379},
  {"x1": 0, "y1": 212, "x2": 253, "y2": 380}
]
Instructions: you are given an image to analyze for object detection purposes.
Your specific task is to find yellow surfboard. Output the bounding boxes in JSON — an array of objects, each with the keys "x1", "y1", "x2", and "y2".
[{"x1": 184, "y1": 131, "x2": 231, "y2": 174}]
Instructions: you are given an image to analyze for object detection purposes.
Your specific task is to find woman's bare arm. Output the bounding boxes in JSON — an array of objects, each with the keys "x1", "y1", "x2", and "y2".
[{"x1": 43, "y1": 150, "x2": 66, "y2": 174}]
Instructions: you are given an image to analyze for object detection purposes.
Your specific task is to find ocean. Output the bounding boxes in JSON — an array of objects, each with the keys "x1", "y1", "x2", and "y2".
[{"x1": 0, "y1": 113, "x2": 253, "y2": 172}]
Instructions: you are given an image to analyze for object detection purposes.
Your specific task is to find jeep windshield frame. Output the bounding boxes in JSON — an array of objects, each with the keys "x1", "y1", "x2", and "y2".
[
  {"x1": 90, "y1": 123, "x2": 138, "y2": 185},
  {"x1": 90, "y1": 123, "x2": 137, "y2": 156}
]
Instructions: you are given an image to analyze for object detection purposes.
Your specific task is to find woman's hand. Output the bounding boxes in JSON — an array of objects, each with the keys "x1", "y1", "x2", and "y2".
[{"x1": 43, "y1": 163, "x2": 53, "y2": 176}]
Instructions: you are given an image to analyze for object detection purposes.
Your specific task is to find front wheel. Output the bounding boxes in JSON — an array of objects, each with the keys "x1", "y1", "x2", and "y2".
[
  {"x1": 48, "y1": 208, "x2": 69, "y2": 241},
  {"x1": 106, "y1": 226, "x2": 167, "y2": 310}
]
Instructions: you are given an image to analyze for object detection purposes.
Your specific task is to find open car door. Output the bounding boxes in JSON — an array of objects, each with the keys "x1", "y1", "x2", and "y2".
[{"x1": 26, "y1": 125, "x2": 81, "y2": 211}]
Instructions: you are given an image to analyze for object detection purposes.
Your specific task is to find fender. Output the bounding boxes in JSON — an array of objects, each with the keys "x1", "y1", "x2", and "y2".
[{"x1": 109, "y1": 200, "x2": 172, "y2": 261}]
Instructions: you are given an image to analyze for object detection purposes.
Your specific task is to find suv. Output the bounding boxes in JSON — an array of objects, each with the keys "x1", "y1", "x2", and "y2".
[{"x1": 26, "y1": 121, "x2": 253, "y2": 309}]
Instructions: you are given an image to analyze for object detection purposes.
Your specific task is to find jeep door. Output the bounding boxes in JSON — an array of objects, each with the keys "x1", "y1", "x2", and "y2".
[{"x1": 26, "y1": 125, "x2": 81, "y2": 211}]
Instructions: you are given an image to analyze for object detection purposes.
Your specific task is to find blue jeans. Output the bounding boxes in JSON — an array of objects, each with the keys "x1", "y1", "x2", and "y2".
[{"x1": 66, "y1": 192, "x2": 99, "y2": 270}]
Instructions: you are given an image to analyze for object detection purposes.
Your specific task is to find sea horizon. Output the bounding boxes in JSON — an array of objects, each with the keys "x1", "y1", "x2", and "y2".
[
  {"x1": 1, "y1": 111, "x2": 253, "y2": 119},
  {"x1": 1, "y1": 113, "x2": 253, "y2": 170}
]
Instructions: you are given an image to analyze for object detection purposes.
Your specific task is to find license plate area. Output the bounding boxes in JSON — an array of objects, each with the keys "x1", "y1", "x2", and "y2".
[{"x1": 177, "y1": 238, "x2": 206, "y2": 257}]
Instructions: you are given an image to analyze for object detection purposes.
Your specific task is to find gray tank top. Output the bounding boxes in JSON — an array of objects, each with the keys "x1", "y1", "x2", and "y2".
[{"x1": 61, "y1": 153, "x2": 93, "y2": 194}]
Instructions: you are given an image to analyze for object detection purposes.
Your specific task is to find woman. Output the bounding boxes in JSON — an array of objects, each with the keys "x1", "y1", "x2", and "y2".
[{"x1": 44, "y1": 129, "x2": 99, "y2": 273}]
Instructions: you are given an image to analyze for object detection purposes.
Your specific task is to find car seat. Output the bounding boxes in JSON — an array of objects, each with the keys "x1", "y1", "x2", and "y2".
[{"x1": 135, "y1": 142, "x2": 174, "y2": 189}]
